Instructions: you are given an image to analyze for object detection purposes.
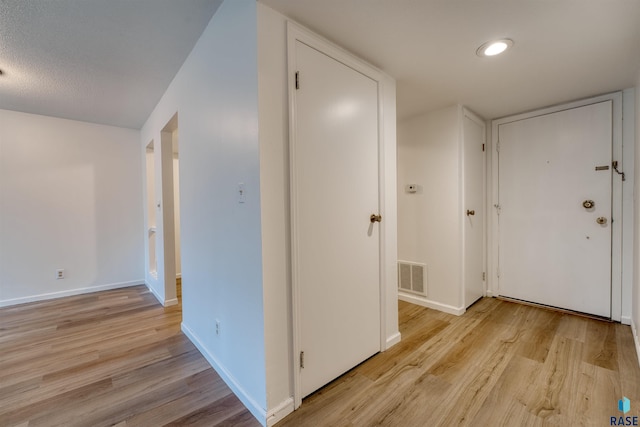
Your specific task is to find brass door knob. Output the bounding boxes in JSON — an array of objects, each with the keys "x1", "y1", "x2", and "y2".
[
  {"x1": 596, "y1": 217, "x2": 607, "y2": 225},
  {"x1": 466, "y1": 210, "x2": 475, "y2": 216},
  {"x1": 370, "y1": 214, "x2": 382, "y2": 223},
  {"x1": 583, "y1": 200, "x2": 595, "y2": 209}
]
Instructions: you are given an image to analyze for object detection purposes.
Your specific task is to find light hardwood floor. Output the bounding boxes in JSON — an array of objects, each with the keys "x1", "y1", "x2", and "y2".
[
  {"x1": 2, "y1": 287, "x2": 639, "y2": 426},
  {"x1": 0, "y1": 285, "x2": 259, "y2": 427},
  {"x1": 279, "y1": 299, "x2": 640, "y2": 426}
]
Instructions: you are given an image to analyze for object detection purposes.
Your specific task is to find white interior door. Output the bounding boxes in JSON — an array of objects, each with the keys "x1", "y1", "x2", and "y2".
[
  {"x1": 497, "y1": 101, "x2": 612, "y2": 317},
  {"x1": 293, "y1": 40, "x2": 381, "y2": 397},
  {"x1": 463, "y1": 111, "x2": 485, "y2": 308}
]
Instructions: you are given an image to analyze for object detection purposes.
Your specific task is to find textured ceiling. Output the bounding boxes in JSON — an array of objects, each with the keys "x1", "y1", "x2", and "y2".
[
  {"x1": 1, "y1": 1, "x2": 638, "y2": 128},
  {"x1": 261, "y1": 0, "x2": 640, "y2": 120},
  {"x1": 0, "y1": 0, "x2": 222, "y2": 129}
]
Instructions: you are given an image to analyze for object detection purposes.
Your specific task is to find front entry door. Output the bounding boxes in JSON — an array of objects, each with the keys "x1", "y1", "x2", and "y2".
[
  {"x1": 292, "y1": 40, "x2": 381, "y2": 397},
  {"x1": 497, "y1": 101, "x2": 612, "y2": 317}
]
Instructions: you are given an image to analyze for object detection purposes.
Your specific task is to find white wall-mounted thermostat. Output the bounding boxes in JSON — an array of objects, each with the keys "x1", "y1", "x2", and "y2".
[{"x1": 406, "y1": 184, "x2": 417, "y2": 193}]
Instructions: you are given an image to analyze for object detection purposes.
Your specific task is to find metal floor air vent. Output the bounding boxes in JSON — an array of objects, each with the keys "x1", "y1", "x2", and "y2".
[{"x1": 398, "y1": 261, "x2": 427, "y2": 297}]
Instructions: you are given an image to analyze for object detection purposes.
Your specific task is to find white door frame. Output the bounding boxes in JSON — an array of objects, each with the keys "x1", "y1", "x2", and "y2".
[
  {"x1": 488, "y1": 92, "x2": 623, "y2": 321},
  {"x1": 287, "y1": 21, "x2": 389, "y2": 408},
  {"x1": 143, "y1": 112, "x2": 180, "y2": 308}
]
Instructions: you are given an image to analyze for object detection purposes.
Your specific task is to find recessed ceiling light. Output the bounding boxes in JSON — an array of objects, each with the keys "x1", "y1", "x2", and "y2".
[{"x1": 476, "y1": 39, "x2": 514, "y2": 57}]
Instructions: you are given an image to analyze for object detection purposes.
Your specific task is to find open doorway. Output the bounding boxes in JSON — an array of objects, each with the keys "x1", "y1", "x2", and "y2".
[
  {"x1": 161, "y1": 113, "x2": 181, "y2": 305},
  {"x1": 144, "y1": 113, "x2": 181, "y2": 307}
]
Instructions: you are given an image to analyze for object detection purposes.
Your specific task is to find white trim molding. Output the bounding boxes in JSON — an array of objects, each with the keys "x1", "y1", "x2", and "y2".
[
  {"x1": 385, "y1": 331, "x2": 402, "y2": 349},
  {"x1": 266, "y1": 397, "x2": 294, "y2": 427},
  {"x1": 146, "y1": 281, "x2": 163, "y2": 305},
  {"x1": 632, "y1": 320, "x2": 640, "y2": 369},
  {"x1": 145, "y1": 282, "x2": 178, "y2": 307},
  {"x1": 399, "y1": 292, "x2": 465, "y2": 316},
  {"x1": 182, "y1": 323, "x2": 267, "y2": 426},
  {"x1": 0, "y1": 280, "x2": 144, "y2": 308},
  {"x1": 164, "y1": 298, "x2": 179, "y2": 307}
]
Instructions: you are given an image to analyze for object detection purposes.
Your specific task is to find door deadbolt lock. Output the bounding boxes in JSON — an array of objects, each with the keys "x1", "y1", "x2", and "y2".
[
  {"x1": 466, "y1": 210, "x2": 475, "y2": 216},
  {"x1": 370, "y1": 214, "x2": 382, "y2": 223},
  {"x1": 583, "y1": 200, "x2": 595, "y2": 209},
  {"x1": 596, "y1": 217, "x2": 607, "y2": 225}
]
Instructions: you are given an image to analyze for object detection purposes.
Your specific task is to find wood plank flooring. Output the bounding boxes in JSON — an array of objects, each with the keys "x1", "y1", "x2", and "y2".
[
  {"x1": 0, "y1": 284, "x2": 259, "y2": 427},
  {"x1": 279, "y1": 299, "x2": 640, "y2": 426},
  {"x1": 2, "y1": 287, "x2": 639, "y2": 426}
]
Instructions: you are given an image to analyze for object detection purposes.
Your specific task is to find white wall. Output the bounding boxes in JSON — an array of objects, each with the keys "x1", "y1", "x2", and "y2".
[
  {"x1": 257, "y1": 4, "x2": 292, "y2": 417},
  {"x1": 397, "y1": 106, "x2": 463, "y2": 311},
  {"x1": 0, "y1": 109, "x2": 143, "y2": 306},
  {"x1": 140, "y1": 0, "x2": 267, "y2": 423},
  {"x1": 140, "y1": 2, "x2": 397, "y2": 423},
  {"x1": 258, "y1": 3, "x2": 398, "y2": 422},
  {"x1": 173, "y1": 153, "x2": 181, "y2": 277},
  {"x1": 634, "y1": 71, "x2": 640, "y2": 362},
  {"x1": 622, "y1": 88, "x2": 636, "y2": 324}
]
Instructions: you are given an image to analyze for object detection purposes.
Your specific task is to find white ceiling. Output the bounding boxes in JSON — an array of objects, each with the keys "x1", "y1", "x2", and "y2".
[
  {"x1": 261, "y1": 0, "x2": 640, "y2": 121},
  {"x1": 0, "y1": 0, "x2": 222, "y2": 129},
  {"x1": 0, "y1": 1, "x2": 638, "y2": 128}
]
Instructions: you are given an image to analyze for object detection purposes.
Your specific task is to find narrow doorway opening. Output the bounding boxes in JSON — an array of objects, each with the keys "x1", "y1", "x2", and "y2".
[{"x1": 160, "y1": 113, "x2": 181, "y2": 305}]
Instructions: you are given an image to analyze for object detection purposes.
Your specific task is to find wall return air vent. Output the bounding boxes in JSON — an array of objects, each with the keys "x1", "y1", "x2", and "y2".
[{"x1": 398, "y1": 261, "x2": 427, "y2": 297}]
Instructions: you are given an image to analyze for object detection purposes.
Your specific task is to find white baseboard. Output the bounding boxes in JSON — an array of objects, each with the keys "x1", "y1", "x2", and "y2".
[
  {"x1": 164, "y1": 298, "x2": 179, "y2": 307},
  {"x1": 266, "y1": 397, "x2": 294, "y2": 427},
  {"x1": 485, "y1": 289, "x2": 496, "y2": 297},
  {"x1": 146, "y1": 282, "x2": 164, "y2": 305},
  {"x1": 632, "y1": 320, "x2": 640, "y2": 369},
  {"x1": 398, "y1": 292, "x2": 465, "y2": 316},
  {"x1": 0, "y1": 280, "x2": 144, "y2": 308},
  {"x1": 145, "y1": 282, "x2": 179, "y2": 307},
  {"x1": 621, "y1": 315, "x2": 632, "y2": 326},
  {"x1": 385, "y1": 331, "x2": 402, "y2": 350},
  {"x1": 181, "y1": 323, "x2": 266, "y2": 426}
]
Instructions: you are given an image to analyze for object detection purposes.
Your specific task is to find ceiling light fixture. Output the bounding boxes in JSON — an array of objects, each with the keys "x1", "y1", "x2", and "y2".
[{"x1": 476, "y1": 39, "x2": 514, "y2": 57}]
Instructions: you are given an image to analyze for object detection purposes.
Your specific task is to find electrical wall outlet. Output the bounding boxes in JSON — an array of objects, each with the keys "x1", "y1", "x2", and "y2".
[{"x1": 56, "y1": 269, "x2": 65, "y2": 280}]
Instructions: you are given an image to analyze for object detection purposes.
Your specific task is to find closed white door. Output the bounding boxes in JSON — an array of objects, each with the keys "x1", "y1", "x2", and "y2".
[
  {"x1": 463, "y1": 112, "x2": 485, "y2": 308},
  {"x1": 497, "y1": 101, "x2": 612, "y2": 317},
  {"x1": 293, "y1": 41, "x2": 381, "y2": 397}
]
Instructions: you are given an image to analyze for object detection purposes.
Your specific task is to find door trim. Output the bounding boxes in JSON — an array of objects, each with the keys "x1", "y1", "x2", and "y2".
[
  {"x1": 488, "y1": 92, "x2": 623, "y2": 321},
  {"x1": 287, "y1": 21, "x2": 388, "y2": 409}
]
